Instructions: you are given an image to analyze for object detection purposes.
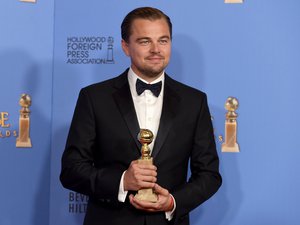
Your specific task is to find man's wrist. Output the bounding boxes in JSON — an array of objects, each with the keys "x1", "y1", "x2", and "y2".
[
  {"x1": 167, "y1": 195, "x2": 174, "y2": 211},
  {"x1": 165, "y1": 194, "x2": 176, "y2": 221}
]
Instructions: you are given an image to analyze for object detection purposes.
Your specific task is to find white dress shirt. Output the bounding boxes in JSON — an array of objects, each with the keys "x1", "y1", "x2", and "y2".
[
  {"x1": 128, "y1": 68, "x2": 164, "y2": 151},
  {"x1": 117, "y1": 68, "x2": 175, "y2": 220}
]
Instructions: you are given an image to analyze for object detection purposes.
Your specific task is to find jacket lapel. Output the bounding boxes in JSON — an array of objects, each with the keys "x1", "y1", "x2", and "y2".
[
  {"x1": 152, "y1": 75, "x2": 180, "y2": 159},
  {"x1": 112, "y1": 71, "x2": 141, "y2": 151},
  {"x1": 112, "y1": 72, "x2": 180, "y2": 158}
]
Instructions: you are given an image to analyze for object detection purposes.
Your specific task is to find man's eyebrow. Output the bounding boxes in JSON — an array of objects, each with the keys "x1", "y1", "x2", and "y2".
[
  {"x1": 135, "y1": 36, "x2": 170, "y2": 41},
  {"x1": 136, "y1": 37, "x2": 151, "y2": 41},
  {"x1": 159, "y1": 35, "x2": 170, "y2": 39}
]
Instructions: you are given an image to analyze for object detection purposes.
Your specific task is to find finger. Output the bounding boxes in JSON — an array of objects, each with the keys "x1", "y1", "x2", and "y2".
[
  {"x1": 141, "y1": 168, "x2": 157, "y2": 176},
  {"x1": 134, "y1": 169, "x2": 157, "y2": 184},
  {"x1": 129, "y1": 194, "x2": 142, "y2": 209},
  {"x1": 137, "y1": 164, "x2": 157, "y2": 171},
  {"x1": 153, "y1": 183, "x2": 169, "y2": 196},
  {"x1": 128, "y1": 160, "x2": 139, "y2": 169},
  {"x1": 138, "y1": 174, "x2": 157, "y2": 183},
  {"x1": 129, "y1": 194, "x2": 153, "y2": 211},
  {"x1": 130, "y1": 164, "x2": 157, "y2": 178},
  {"x1": 136, "y1": 180, "x2": 156, "y2": 189}
]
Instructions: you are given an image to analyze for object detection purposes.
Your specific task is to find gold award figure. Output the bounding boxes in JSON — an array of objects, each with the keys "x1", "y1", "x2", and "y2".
[
  {"x1": 16, "y1": 94, "x2": 32, "y2": 148},
  {"x1": 134, "y1": 129, "x2": 158, "y2": 202},
  {"x1": 222, "y1": 97, "x2": 240, "y2": 152}
]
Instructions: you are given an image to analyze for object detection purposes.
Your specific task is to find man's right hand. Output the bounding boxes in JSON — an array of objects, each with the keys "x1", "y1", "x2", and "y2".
[{"x1": 123, "y1": 160, "x2": 157, "y2": 191}]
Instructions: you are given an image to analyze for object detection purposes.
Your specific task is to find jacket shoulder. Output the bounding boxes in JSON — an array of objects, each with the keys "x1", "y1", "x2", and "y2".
[
  {"x1": 80, "y1": 70, "x2": 128, "y2": 95},
  {"x1": 165, "y1": 75, "x2": 207, "y2": 99}
]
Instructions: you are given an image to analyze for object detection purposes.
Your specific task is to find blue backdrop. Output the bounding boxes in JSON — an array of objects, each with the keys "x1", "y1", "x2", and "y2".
[{"x1": 1, "y1": 1, "x2": 299, "y2": 225}]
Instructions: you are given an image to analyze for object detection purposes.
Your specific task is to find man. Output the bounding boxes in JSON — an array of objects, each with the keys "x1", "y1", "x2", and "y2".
[{"x1": 60, "y1": 7, "x2": 222, "y2": 225}]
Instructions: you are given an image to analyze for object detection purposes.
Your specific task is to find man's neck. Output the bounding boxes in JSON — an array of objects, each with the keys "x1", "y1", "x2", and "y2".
[{"x1": 131, "y1": 68, "x2": 164, "y2": 83}]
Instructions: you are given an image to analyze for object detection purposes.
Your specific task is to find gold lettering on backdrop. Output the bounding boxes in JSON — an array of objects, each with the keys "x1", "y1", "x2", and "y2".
[
  {"x1": 16, "y1": 94, "x2": 32, "y2": 148},
  {"x1": 0, "y1": 112, "x2": 10, "y2": 128},
  {"x1": 218, "y1": 135, "x2": 223, "y2": 142},
  {"x1": 225, "y1": 0, "x2": 243, "y2": 3},
  {"x1": 222, "y1": 97, "x2": 240, "y2": 153},
  {"x1": 20, "y1": 0, "x2": 37, "y2": 3},
  {"x1": 0, "y1": 112, "x2": 17, "y2": 139}
]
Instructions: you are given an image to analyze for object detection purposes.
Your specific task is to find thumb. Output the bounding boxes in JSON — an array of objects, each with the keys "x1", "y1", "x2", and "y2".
[{"x1": 153, "y1": 183, "x2": 169, "y2": 196}]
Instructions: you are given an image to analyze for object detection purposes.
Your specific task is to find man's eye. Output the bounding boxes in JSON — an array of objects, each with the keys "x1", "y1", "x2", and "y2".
[
  {"x1": 159, "y1": 39, "x2": 168, "y2": 45},
  {"x1": 139, "y1": 40, "x2": 150, "y2": 46}
]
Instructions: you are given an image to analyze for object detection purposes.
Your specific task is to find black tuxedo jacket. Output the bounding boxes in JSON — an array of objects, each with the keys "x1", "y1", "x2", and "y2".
[{"x1": 60, "y1": 69, "x2": 222, "y2": 225}]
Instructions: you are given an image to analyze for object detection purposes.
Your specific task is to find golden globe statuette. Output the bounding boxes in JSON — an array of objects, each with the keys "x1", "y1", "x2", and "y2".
[
  {"x1": 134, "y1": 129, "x2": 158, "y2": 202},
  {"x1": 16, "y1": 94, "x2": 32, "y2": 148},
  {"x1": 222, "y1": 97, "x2": 240, "y2": 152}
]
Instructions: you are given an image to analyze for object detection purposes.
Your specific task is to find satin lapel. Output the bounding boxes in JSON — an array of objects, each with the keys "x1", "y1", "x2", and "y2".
[
  {"x1": 112, "y1": 72, "x2": 141, "y2": 150},
  {"x1": 152, "y1": 77, "x2": 180, "y2": 159}
]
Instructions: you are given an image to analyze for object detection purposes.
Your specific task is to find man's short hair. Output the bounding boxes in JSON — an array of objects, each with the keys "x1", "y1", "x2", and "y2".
[{"x1": 121, "y1": 7, "x2": 172, "y2": 43}]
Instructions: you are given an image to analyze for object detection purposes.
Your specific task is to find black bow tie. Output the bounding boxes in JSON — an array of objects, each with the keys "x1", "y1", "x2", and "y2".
[{"x1": 136, "y1": 79, "x2": 162, "y2": 97}]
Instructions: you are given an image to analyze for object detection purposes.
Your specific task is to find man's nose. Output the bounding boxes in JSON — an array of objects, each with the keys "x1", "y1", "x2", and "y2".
[{"x1": 150, "y1": 42, "x2": 160, "y2": 53}]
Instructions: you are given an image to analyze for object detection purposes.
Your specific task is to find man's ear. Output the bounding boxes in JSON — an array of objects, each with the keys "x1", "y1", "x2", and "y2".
[{"x1": 121, "y1": 39, "x2": 130, "y2": 56}]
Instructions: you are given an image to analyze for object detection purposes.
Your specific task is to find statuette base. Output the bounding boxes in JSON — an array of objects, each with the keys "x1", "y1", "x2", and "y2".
[
  {"x1": 16, "y1": 138, "x2": 32, "y2": 148},
  {"x1": 134, "y1": 188, "x2": 158, "y2": 202},
  {"x1": 222, "y1": 143, "x2": 239, "y2": 152}
]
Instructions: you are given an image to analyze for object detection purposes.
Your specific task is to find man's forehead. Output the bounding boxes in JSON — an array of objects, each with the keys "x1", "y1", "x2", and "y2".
[{"x1": 130, "y1": 18, "x2": 170, "y2": 35}]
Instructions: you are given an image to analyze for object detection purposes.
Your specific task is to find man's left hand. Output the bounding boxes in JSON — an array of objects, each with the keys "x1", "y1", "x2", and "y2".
[{"x1": 129, "y1": 183, "x2": 174, "y2": 212}]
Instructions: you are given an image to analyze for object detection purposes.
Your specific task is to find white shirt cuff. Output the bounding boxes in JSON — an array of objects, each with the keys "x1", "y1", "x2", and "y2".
[
  {"x1": 118, "y1": 171, "x2": 128, "y2": 202},
  {"x1": 165, "y1": 194, "x2": 176, "y2": 221}
]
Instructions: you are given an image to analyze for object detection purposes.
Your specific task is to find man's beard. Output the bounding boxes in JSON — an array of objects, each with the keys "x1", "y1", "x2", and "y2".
[
  {"x1": 139, "y1": 66, "x2": 165, "y2": 78},
  {"x1": 139, "y1": 57, "x2": 167, "y2": 78}
]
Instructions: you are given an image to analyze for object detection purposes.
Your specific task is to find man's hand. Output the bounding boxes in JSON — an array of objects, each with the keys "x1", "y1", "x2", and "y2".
[
  {"x1": 129, "y1": 183, "x2": 174, "y2": 212},
  {"x1": 123, "y1": 160, "x2": 157, "y2": 191}
]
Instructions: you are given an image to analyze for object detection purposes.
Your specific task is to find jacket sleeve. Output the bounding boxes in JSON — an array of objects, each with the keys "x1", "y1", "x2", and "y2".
[
  {"x1": 60, "y1": 88, "x2": 125, "y2": 205},
  {"x1": 172, "y1": 94, "x2": 222, "y2": 222}
]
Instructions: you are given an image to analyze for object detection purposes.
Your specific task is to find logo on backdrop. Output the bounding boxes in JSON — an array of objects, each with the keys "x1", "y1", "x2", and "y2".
[
  {"x1": 0, "y1": 112, "x2": 17, "y2": 139},
  {"x1": 0, "y1": 93, "x2": 32, "y2": 148},
  {"x1": 69, "y1": 191, "x2": 89, "y2": 213},
  {"x1": 66, "y1": 36, "x2": 115, "y2": 64}
]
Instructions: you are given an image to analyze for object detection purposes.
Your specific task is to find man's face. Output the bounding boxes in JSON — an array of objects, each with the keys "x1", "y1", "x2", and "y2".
[{"x1": 122, "y1": 18, "x2": 171, "y2": 82}]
